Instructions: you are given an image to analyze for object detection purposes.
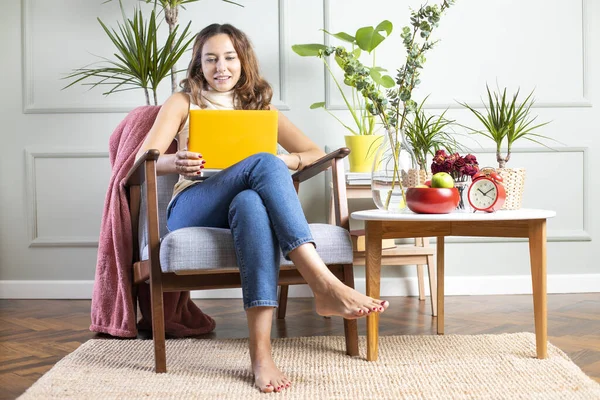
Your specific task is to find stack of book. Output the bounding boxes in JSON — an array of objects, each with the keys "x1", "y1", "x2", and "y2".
[{"x1": 346, "y1": 172, "x2": 372, "y2": 186}]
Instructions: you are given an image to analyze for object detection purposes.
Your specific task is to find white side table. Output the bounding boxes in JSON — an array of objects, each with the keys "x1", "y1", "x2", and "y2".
[{"x1": 351, "y1": 208, "x2": 556, "y2": 361}]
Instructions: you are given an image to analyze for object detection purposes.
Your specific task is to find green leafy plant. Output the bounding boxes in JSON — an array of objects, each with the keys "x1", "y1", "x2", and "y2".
[
  {"x1": 404, "y1": 97, "x2": 461, "y2": 170},
  {"x1": 325, "y1": 1, "x2": 456, "y2": 207},
  {"x1": 459, "y1": 85, "x2": 552, "y2": 168},
  {"x1": 63, "y1": 2, "x2": 194, "y2": 105},
  {"x1": 292, "y1": 21, "x2": 395, "y2": 135},
  {"x1": 64, "y1": 0, "x2": 243, "y2": 104}
]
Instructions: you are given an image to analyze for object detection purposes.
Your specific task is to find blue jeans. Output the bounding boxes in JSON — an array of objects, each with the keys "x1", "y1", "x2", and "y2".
[{"x1": 167, "y1": 153, "x2": 315, "y2": 309}]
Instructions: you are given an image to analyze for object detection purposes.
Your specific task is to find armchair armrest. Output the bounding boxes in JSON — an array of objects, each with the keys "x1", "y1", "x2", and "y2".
[
  {"x1": 125, "y1": 149, "x2": 160, "y2": 187},
  {"x1": 291, "y1": 147, "x2": 350, "y2": 183},
  {"x1": 291, "y1": 147, "x2": 351, "y2": 231}
]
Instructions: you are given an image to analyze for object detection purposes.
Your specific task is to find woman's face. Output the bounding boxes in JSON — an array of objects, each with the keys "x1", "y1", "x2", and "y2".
[{"x1": 200, "y1": 33, "x2": 242, "y2": 92}]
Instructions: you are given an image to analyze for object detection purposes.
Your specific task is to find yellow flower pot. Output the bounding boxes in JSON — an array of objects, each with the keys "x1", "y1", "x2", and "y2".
[{"x1": 344, "y1": 135, "x2": 383, "y2": 172}]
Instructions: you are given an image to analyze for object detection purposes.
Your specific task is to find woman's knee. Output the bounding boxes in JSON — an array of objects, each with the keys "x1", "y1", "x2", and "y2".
[{"x1": 229, "y1": 190, "x2": 265, "y2": 217}]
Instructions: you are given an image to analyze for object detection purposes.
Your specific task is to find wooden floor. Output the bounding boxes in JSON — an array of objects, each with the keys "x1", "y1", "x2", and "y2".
[{"x1": 1, "y1": 293, "x2": 599, "y2": 399}]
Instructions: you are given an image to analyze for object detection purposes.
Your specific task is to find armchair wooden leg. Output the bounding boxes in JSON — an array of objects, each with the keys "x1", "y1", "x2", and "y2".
[
  {"x1": 277, "y1": 285, "x2": 289, "y2": 320},
  {"x1": 343, "y1": 318, "x2": 359, "y2": 356},
  {"x1": 150, "y1": 282, "x2": 167, "y2": 373},
  {"x1": 343, "y1": 264, "x2": 358, "y2": 356},
  {"x1": 342, "y1": 264, "x2": 359, "y2": 356},
  {"x1": 426, "y1": 254, "x2": 437, "y2": 317}
]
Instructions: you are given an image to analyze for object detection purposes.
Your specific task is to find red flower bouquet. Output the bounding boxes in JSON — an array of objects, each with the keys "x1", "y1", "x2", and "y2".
[{"x1": 431, "y1": 150, "x2": 479, "y2": 182}]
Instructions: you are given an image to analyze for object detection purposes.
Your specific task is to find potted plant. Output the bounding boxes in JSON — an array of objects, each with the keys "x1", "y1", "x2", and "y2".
[
  {"x1": 459, "y1": 84, "x2": 552, "y2": 209},
  {"x1": 63, "y1": 0, "x2": 243, "y2": 104},
  {"x1": 292, "y1": 21, "x2": 395, "y2": 172},
  {"x1": 318, "y1": 0, "x2": 456, "y2": 210},
  {"x1": 403, "y1": 96, "x2": 463, "y2": 185}
]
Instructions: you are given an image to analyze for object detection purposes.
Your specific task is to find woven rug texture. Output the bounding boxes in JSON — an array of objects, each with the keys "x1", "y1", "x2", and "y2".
[{"x1": 18, "y1": 332, "x2": 600, "y2": 399}]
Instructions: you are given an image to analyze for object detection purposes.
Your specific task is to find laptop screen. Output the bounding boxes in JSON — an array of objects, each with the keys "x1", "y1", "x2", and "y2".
[{"x1": 188, "y1": 109, "x2": 278, "y2": 171}]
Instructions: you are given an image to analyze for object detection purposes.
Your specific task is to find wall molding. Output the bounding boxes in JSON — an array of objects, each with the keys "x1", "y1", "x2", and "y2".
[
  {"x1": 2, "y1": 273, "x2": 598, "y2": 299},
  {"x1": 24, "y1": 148, "x2": 109, "y2": 247},
  {"x1": 442, "y1": 146, "x2": 590, "y2": 243},
  {"x1": 323, "y1": 0, "x2": 591, "y2": 110},
  {"x1": 22, "y1": 0, "x2": 290, "y2": 113}
]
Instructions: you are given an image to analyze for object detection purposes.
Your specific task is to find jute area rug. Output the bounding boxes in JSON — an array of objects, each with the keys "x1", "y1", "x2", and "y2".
[{"x1": 19, "y1": 332, "x2": 599, "y2": 399}]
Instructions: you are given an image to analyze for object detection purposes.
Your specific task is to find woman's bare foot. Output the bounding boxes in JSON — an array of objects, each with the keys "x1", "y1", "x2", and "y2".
[
  {"x1": 246, "y1": 307, "x2": 291, "y2": 393},
  {"x1": 286, "y1": 244, "x2": 389, "y2": 319},
  {"x1": 313, "y1": 279, "x2": 389, "y2": 319},
  {"x1": 252, "y1": 348, "x2": 291, "y2": 393}
]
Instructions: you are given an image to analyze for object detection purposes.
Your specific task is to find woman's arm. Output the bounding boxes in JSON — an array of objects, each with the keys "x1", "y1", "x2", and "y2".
[
  {"x1": 136, "y1": 92, "x2": 203, "y2": 176},
  {"x1": 271, "y1": 105, "x2": 326, "y2": 170}
]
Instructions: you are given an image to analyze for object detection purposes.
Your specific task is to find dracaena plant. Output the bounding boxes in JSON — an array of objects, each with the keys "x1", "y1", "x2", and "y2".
[
  {"x1": 404, "y1": 97, "x2": 462, "y2": 171},
  {"x1": 292, "y1": 21, "x2": 395, "y2": 136},
  {"x1": 459, "y1": 85, "x2": 552, "y2": 168},
  {"x1": 64, "y1": 0, "x2": 243, "y2": 104}
]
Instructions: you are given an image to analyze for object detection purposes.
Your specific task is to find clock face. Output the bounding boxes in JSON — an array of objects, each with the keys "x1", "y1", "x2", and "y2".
[{"x1": 469, "y1": 179, "x2": 498, "y2": 209}]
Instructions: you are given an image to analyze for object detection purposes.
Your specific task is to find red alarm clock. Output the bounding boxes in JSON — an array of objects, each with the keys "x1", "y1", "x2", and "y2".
[{"x1": 467, "y1": 168, "x2": 506, "y2": 212}]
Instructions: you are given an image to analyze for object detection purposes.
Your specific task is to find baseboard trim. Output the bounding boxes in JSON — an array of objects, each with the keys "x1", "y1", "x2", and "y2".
[{"x1": 1, "y1": 274, "x2": 598, "y2": 299}]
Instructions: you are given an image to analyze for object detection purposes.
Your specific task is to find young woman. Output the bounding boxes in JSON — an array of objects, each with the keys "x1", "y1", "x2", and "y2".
[{"x1": 136, "y1": 23, "x2": 389, "y2": 393}]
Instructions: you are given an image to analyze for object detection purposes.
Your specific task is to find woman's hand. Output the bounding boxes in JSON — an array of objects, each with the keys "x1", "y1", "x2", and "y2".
[
  {"x1": 277, "y1": 153, "x2": 302, "y2": 171},
  {"x1": 175, "y1": 150, "x2": 205, "y2": 177}
]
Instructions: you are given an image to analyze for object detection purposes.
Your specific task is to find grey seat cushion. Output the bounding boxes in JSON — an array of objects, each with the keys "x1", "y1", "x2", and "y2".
[{"x1": 141, "y1": 223, "x2": 353, "y2": 274}]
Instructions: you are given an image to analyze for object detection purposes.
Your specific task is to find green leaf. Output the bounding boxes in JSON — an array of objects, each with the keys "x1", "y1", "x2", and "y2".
[
  {"x1": 355, "y1": 26, "x2": 385, "y2": 53},
  {"x1": 292, "y1": 43, "x2": 327, "y2": 57},
  {"x1": 379, "y1": 74, "x2": 395, "y2": 88},
  {"x1": 375, "y1": 20, "x2": 393, "y2": 36},
  {"x1": 321, "y1": 29, "x2": 355, "y2": 43},
  {"x1": 370, "y1": 66, "x2": 388, "y2": 72},
  {"x1": 310, "y1": 102, "x2": 326, "y2": 109},
  {"x1": 370, "y1": 68, "x2": 382, "y2": 82}
]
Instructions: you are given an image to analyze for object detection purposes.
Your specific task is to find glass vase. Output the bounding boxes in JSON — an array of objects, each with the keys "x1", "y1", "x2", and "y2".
[
  {"x1": 454, "y1": 176, "x2": 472, "y2": 213},
  {"x1": 371, "y1": 129, "x2": 417, "y2": 213}
]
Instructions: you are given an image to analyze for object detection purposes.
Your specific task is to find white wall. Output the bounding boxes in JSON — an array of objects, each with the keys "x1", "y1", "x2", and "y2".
[{"x1": 0, "y1": 0, "x2": 598, "y2": 299}]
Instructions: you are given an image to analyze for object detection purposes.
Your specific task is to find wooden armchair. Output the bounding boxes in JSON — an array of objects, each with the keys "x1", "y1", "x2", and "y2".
[{"x1": 125, "y1": 147, "x2": 358, "y2": 373}]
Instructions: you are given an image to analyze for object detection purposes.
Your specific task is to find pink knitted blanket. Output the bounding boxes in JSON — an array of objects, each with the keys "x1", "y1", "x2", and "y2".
[{"x1": 90, "y1": 105, "x2": 215, "y2": 338}]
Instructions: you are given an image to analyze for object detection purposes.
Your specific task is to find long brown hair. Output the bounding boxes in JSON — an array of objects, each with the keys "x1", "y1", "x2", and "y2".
[{"x1": 180, "y1": 24, "x2": 273, "y2": 110}]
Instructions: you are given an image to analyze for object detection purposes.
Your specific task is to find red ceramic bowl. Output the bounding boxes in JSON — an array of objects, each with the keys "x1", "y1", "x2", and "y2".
[{"x1": 406, "y1": 187, "x2": 460, "y2": 214}]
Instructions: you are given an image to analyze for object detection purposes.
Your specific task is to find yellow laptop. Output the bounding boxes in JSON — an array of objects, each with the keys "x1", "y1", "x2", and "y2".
[{"x1": 188, "y1": 109, "x2": 278, "y2": 179}]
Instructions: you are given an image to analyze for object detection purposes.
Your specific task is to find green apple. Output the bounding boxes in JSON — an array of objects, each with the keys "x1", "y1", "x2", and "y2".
[{"x1": 431, "y1": 172, "x2": 454, "y2": 188}]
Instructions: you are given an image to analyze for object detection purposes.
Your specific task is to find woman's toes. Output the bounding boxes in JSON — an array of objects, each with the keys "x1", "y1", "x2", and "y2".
[
  {"x1": 259, "y1": 383, "x2": 274, "y2": 393},
  {"x1": 274, "y1": 378, "x2": 287, "y2": 392},
  {"x1": 380, "y1": 300, "x2": 389, "y2": 309}
]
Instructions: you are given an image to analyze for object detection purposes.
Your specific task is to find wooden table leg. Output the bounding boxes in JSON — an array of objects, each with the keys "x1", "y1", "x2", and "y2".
[
  {"x1": 436, "y1": 236, "x2": 445, "y2": 335},
  {"x1": 529, "y1": 219, "x2": 548, "y2": 359},
  {"x1": 365, "y1": 220, "x2": 383, "y2": 361}
]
